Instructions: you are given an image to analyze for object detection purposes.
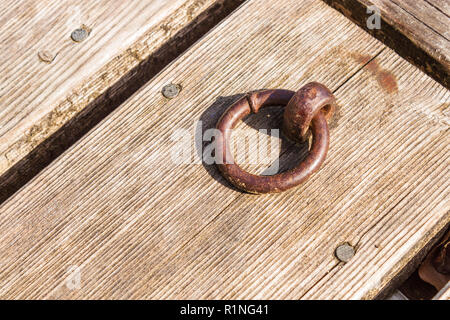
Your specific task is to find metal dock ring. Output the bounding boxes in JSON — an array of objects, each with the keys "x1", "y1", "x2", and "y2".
[{"x1": 215, "y1": 82, "x2": 336, "y2": 194}]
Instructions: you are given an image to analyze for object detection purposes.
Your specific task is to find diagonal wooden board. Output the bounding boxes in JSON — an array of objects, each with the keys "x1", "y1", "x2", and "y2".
[
  {"x1": 0, "y1": 0, "x2": 448, "y2": 299},
  {"x1": 0, "y1": 0, "x2": 244, "y2": 201},
  {"x1": 323, "y1": 0, "x2": 450, "y2": 88},
  {"x1": 434, "y1": 283, "x2": 450, "y2": 300}
]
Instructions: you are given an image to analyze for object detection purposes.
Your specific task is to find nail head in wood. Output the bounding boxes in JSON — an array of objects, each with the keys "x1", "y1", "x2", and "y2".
[
  {"x1": 71, "y1": 28, "x2": 89, "y2": 42},
  {"x1": 162, "y1": 83, "x2": 181, "y2": 99},
  {"x1": 335, "y1": 243, "x2": 355, "y2": 263}
]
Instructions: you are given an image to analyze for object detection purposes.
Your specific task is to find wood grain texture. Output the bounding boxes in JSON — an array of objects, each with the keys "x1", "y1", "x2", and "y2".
[
  {"x1": 438, "y1": 289, "x2": 450, "y2": 300},
  {"x1": 0, "y1": 0, "x2": 244, "y2": 202},
  {"x1": 425, "y1": 0, "x2": 450, "y2": 16},
  {"x1": 0, "y1": 0, "x2": 448, "y2": 299},
  {"x1": 434, "y1": 282, "x2": 450, "y2": 300},
  {"x1": 322, "y1": 0, "x2": 450, "y2": 88}
]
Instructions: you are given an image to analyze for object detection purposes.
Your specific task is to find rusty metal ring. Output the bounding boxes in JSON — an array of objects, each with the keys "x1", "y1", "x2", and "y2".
[{"x1": 216, "y1": 82, "x2": 336, "y2": 194}]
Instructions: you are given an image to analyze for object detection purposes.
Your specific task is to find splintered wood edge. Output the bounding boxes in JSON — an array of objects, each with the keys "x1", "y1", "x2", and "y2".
[
  {"x1": 322, "y1": 0, "x2": 450, "y2": 89},
  {"x1": 0, "y1": 0, "x2": 246, "y2": 204}
]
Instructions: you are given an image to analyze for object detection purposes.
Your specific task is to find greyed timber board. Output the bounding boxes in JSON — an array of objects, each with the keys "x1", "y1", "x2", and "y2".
[
  {"x1": 0, "y1": 0, "x2": 449, "y2": 299},
  {"x1": 435, "y1": 284, "x2": 450, "y2": 300},
  {"x1": 0, "y1": 0, "x2": 244, "y2": 201},
  {"x1": 323, "y1": 0, "x2": 450, "y2": 88}
]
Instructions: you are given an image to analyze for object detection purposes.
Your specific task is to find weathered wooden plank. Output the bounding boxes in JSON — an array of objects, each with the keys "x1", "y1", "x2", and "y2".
[
  {"x1": 425, "y1": 0, "x2": 450, "y2": 16},
  {"x1": 393, "y1": 0, "x2": 449, "y2": 38},
  {"x1": 133, "y1": 50, "x2": 449, "y2": 300},
  {"x1": 437, "y1": 289, "x2": 450, "y2": 300},
  {"x1": 322, "y1": 0, "x2": 450, "y2": 88},
  {"x1": 0, "y1": 0, "x2": 244, "y2": 203},
  {"x1": 433, "y1": 282, "x2": 450, "y2": 300},
  {"x1": 0, "y1": 0, "x2": 448, "y2": 299}
]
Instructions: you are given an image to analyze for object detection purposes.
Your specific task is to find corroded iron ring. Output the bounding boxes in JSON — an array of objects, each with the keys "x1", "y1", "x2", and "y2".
[{"x1": 216, "y1": 82, "x2": 336, "y2": 194}]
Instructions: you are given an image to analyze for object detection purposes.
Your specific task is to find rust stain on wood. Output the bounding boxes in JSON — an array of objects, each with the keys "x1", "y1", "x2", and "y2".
[
  {"x1": 352, "y1": 53, "x2": 372, "y2": 66},
  {"x1": 353, "y1": 53, "x2": 398, "y2": 94},
  {"x1": 323, "y1": 0, "x2": 450, "y2": 88}
]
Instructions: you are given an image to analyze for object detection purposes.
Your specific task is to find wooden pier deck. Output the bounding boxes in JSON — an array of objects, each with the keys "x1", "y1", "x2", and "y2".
[{"x1": 0, "y1": 0, "x2": 448, "y2": 299}]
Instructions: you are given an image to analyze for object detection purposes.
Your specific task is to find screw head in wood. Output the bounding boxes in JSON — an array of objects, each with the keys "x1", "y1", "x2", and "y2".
[
  {"x1": 335, "y1": 243, "x2": 355, "y2": 263},
  {"x1": 162, "y1": 83, "x2": 181, "y2": 99},
  {"x1": 71, "y1": 28, "x2": 89, "y2": 42}
]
